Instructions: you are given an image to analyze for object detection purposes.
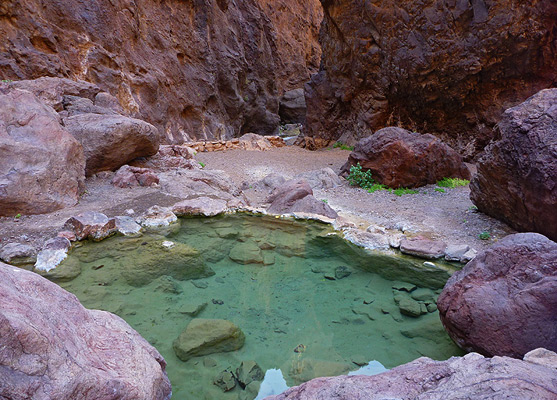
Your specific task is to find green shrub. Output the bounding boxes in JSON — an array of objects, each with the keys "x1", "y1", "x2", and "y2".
[
  {"x1": 434, "y1": 188, "x2": 446, "y2": 193},
  {"x1": 437, "y1": 177, "x2": 470, "y2": 188},
  {"x1": 198, "y1": 162, "x2": 206, "y2": 168},
  {"x1": 333, "y1": 142, "x2": 354, "y2": 151},
  {"x1": 479, "y1": 231, "x2": 491, "y2": 240},
  {"x1": 347, "y1": 163, "x2": 375, "y2": 189},
  {"x1": 393, "y1": 188, "x2": 419, "y2": 196}
]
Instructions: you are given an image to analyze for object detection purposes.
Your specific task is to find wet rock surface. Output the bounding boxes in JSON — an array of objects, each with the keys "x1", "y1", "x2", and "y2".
[
  {"x1": 0, "y1": 0, "x2": 321, "y2": 141},
  {"x1": 304, "y1": 0, "x2": 557, "y2": 157},
  {"x1": 470, "y1": 89, "x2": 557, "y2": 241},
  {"x1": 340, "y1": 128, "x2": 471, "y2": 188},
  {"x1": 0, "y1": 86, "x2": 86, "y2": 216},
  {"x1": 437, "y1": 233, "x2": 557, "y2": 358},
  {"x1": 267, "y1": 351, "x2": 557, "y2": 400},
  {"x1": 173, "y1": 319, "x2": 245, "y2": 362},
  {"x1": 0, "y1": 261, "x2": 171, "y2": 400}
]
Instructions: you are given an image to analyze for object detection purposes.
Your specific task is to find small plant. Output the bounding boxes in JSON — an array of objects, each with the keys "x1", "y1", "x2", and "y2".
[
  {"x1": 321, "y1": 199, "x2": 328, "y2": 204},
  {"x1": 393, "y1": 188, "x2": 419, "y2": 196},
  {"x1": 366, "y1": 183, "x2": 388, "y2": 193},
  {"x1": 437, "y1": 177, "x2": 470, "y2": 188},
  {"x1": 434, "y1": 187, "x2": 446, "y2": 193},
  {"x1": 479, "y1": 231, "x2": 491, "y2": 240},
  {"x1": 347, "y1": 163, "x2": 375, "y2": 189},
  {"x1": 14, "y1": 213, "x2": 21, "y2": 219},
  {"x1": 468, "y1": 205, "x2": 478, "y2": 211},
  {"x1": 333, "y1": 142, "x2": 354, "y2": 151},
  {"x1": 198, "y1": 162, "x2": 206, "y2": 168},
  {"x1": 243, "y1": 95, "x2": 249, "y2": 102},
  {"x1": 1, "y1": 79, "x2": 12, "y2": 83}
]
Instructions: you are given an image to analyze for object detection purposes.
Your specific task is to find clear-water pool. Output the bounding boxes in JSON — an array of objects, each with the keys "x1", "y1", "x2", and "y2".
[{"x1": 50, "y1": 214, "x2": 464, "y2": 399}]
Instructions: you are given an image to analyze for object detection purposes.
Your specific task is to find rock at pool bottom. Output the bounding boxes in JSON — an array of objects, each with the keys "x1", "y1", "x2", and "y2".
[{"x1": 173, "y1": 319, "x2": 246, "y2": 361}]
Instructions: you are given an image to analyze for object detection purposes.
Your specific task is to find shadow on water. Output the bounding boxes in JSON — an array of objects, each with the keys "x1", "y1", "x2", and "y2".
[{"x1": 47, "y1": 214, "x2": 464, "y2": 399}]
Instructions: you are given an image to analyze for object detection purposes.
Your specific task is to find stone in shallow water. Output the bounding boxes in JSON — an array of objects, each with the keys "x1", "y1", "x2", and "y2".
[
  {"x1": 0, "y1": 242, "x2": 36, "y2": 265},
  {"x1": 334, "y1": 266, "x2": 352, "y2": 280},
  {"x1": 229, "y1": 241, "x2": 264, "y2": 264},
  {"x1": 121, "y1": 240, "x2": 214, "y2": 287},
  {"x1": 115, "y1": 216, "x2": 143, "y2": 236},
  {"x1": 397, "y1": 296, "x2": 424, "y2": 318},
  {"x1": 173, "y1": 319, "x2": 245, "y2": 362},
  {"x1": 236, "y1": 360, "x2": 264, "y2": 388},
  {"x1": 179, "y1": 302, "x2": 208, "y2": 317},
  {"x1": 34, "y1": 237, "x2": 72, "y2": 273},
  {"x1": 65, "y1": 211, "x2": 117, "y2": 241},
  {"x1": 288, "y1": 358, "x2": 351, "y2": 385},
  {"x1": 213, "y1": 370, "x2": 236, "y2": 392}
]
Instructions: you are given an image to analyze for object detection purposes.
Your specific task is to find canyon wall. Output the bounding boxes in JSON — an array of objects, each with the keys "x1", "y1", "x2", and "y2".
[
  {"x1": 305, "y1": 0, "x2": 557, "y2": 158},
  {"x1": 0, "y1": 0, "x2": 321, "y2": 143}
]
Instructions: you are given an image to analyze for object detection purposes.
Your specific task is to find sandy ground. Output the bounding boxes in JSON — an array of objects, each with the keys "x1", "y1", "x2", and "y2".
[{"x1": 0, "y1": 145, "x2": 514, "y2": 253}]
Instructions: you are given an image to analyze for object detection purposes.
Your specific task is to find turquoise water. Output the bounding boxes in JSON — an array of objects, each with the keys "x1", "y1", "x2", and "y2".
[{"x1": 50, "y1": 214, "x2": 464, "y2": 399}]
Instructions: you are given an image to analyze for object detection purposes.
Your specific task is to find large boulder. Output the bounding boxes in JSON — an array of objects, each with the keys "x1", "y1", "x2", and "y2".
[
  {"x1": 0, "y1": 261, "x2": 171, "y2": 399},
  {"x1": 173, "y1": 319, "x2": 245, "y2": 362},
  {"x1": 267, "y1": 351, "x2": 557, "y2": 400},
  {"x1": 304, "y1": 0, "x2": 557, "y2": 158},
  {"x1": 341, "y1": 127, "x2": 470, "y2": 188},
  {"x1": 0, "y1": 0, "x2": 322, "y2": 141},
  {"x1": 437, "y1": 233, "x2": 557, "y2": 358},
  {"x1": 0, "y1": 86, "x2": 85, "y2": 216},
  {"x1": 63, "y1": 113, "x2": 160, "y2": 176},
  {"x1": 267, "y1": 179, "x2": 338, "y2": 219},
  {"x1": 470, "y1": 89, "x2": 557, "y2": 241}
]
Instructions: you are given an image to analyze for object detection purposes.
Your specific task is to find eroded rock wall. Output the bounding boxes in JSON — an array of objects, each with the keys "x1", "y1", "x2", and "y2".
[
  {"x1": 305, "y1": 0, "x2": 557, "y2": 158},
  {"x1": 0, "y1": 0, "x2": 321, "y2": 142}
]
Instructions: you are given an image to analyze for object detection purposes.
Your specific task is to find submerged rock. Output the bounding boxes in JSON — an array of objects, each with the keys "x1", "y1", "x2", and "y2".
[
  {"x1": 437, "y1": 233, "x2": 557, "y2": 357},
  {"x1": 122, "y1": 240, "x2": 214, "y2": 287},
  {"x1": 0, "y1": 242, "x2": 36, "y2": 265},
  {"x1": 236, "y1": 361, "x2": 264, "y2": 388},
  {"x1": 268, "y1": 352, "x2": 557, "y2": 400},
  {"x1": 288, "y1": 358, "x2": 351, "y2": 385},
  {"x1": 229, "y1": 241, "x2": 264, "y2": 265},
  {"x1": 0, "y1": 261, "x2": 171, "y2": 400},
  {"x1": 213, "y1": 370, "x2": 236, "y2": 392},
  {"x1": 173, "y1": 319, "x2": 245, "y2": 362},
  {"x1": 114, "y1": 216, "x2": 143, "y2": 236},
  {"x1": 34, "y1": 237, "x2": 72, "y2": 273}
]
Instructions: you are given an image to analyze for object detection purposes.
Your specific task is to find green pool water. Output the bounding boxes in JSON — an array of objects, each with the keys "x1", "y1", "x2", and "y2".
[{"x1": 51, "y1": 214, "x2": 464, "y2": 399}]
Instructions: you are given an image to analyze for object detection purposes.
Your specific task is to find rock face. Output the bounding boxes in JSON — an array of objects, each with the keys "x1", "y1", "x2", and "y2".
[
  {"x1": 0, "y1": 0, "x2": 322, "y2": 142},
  {"x1": 267, "y1": 351, "x2": 557, "y2": 400},
  {"x1": 279, "y1": 88, "x2": 307, "y2": 124},
  {"x1": 470, "y1": 89, "x2": 557, "y2": 241},
  {"x1": 437, "y1": 233, "x2": 557, "y2": 358},
  {"x1": 112, "y1": 165, "x2": 160, "y2": 188},
  {"x1": 341, "y1": 128, "x2": 470, "y2": 188},
  {"x1": 173, "y1": 319, "x2": 245, "y2": 362},
  {"x1": 0, "y1": 261, "x2": 171, "y2": 400},
  {"x1": 305, "y1": 1, "x2": 557, "y2": 157},
  {"x1": 0, "y1": 86, "x2": 85, "y2": 216}
]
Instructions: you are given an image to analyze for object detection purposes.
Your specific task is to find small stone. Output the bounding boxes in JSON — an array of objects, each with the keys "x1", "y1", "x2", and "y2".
[
  {"x1": 426, "y1": 303, "x2": 438, "y2": 313},
  {"x1": 34, "y1": 237, "x2": 72, "y2": 272},
  {"x1": 162, "y1": 241, "x2": 175, "y2": 248},
  {"x1": 423, "y1": 261, "x2": 437, "y2": 268},
  {"x1": 263, "y1": 253, "x2": 276, "y2": 265},
  {"x1": 351, "y1": 355, "x2": 369, "y2": 367},
  {"x1": 334, "y1": 266, "x2": 352, "y2": 280},
  {"x1": 398, "y1": 297, "x2": 423, "y2": 317},
  {"x1": 392, "y1": 282, "x2": 417, "y2": 292},
  {"x1": 192, "y1": 280, "x2": 208, "y2": 289},
  {"x1": 351, "y1": 305, "x2": 375, "y2": 321},
  {"x1": 57, "y1": 231, "x2": 77, "y2": 242},
  {"x1": 410, "y1": 288, "x2": 435, "y2": 303},
  {"x1": 138, "y1": 206, "x2": 178, "y2": 228},
  {"x1": 444, "y1": 244, "x2": 470, "y2": 262},
  {"x1": 114, "y1": 216, "x2": 143, "y2": 236},
  {"x1": 400, "y1": 237, "x2": 447, "y2": 259},
  {"x1": 311, "y1": 266, "x2": 324, "y2": 273},
  {"x1": 0, "y1": 242, "x2": 36, "y2": 265},
  {"x1": 523, "y1": 348, "x2": 557, "y2": 370},
  {"x1": 236, "y1": 361, "x2": 264, "y2": 388},
  {"x1": 324, "y1": 274, "x2": 336, "y2": 280},
  {"x1": 294, "y1": 344, "x2": 307, "y2": 353},
  {"x1": 213, "y1": 370, "x2": 236, "y2": 392},
  {"x1": 460, "y1": 248, "x2": 478, "y2": 263},
  {"x1": 179, "y1": 302, "x2": 208, "y2": 317},
  {"x1": 155, "y1": 276, "x2": 183, "y2": 294},
  {"x1": 212, "y1": 299, "x2": 224, "y2": 305},
  {"x1": 203, "y1": 357, "x2": 218, "y2": 368},
  {"x1": 229, "y1": 241, "x2": 264, "y2": 264}
]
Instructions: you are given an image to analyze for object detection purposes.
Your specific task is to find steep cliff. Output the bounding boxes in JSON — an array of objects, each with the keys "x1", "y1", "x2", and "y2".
[
  {"x1": 305, "y1": 0, "x2": 557, "y2": 158},
  {"x1": 0, "y1": 0, "x2": 321, "y2": 142}
]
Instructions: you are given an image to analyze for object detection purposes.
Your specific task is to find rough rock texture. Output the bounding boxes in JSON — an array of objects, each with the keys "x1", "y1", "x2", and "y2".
[
  {"x1": 400, "y1": 237, "x2": 447, "y2": 259},
  {"x1": 64, "y1": 211, "x2": 117, "y2": 241},
  {"x1": 64, "y1": 113, "x2": 160, "y2": 176},
  {"x1": 173, "y1": 319, "x2": 245, "y2": 362},
  {"x1": 34, "y1": 236, "x2": 71, "y2": 273},
  {"x1": 0, "y1": 0, "x2": 322, "y2": 142},
  {"x1": 267, "y1": 179, "x2": 338, "y2": 219},
  {"x1": 112, "y1": 165, "x2": 159, "y2": 188},
  {"x1": 470, "y1": 89, "x2": 557, "y2": 241},
  {"x1": 0, "y1": 242, "x2": 36, "y2": 265},
  {"x1": 305, "y1": 0, "x2": 557, "y2": 157},
  {"x1": 267, "y1": 352, "x2": 557, "y2": 400},
  {"x1": 0, "y1": 261, "x2": 171, "y2": 400},
  {"x1": 437, "y1": 233, "x2": 557, "y2": 358},
  {"x1": 340, "y1": 128, "x2": 471, "y2": 188},
  {"x1": 279, "y1": 88, "x2": 307, "y2": 124},
  {"x1": 0, "y1": 86, "x2": 85, "y2": 216},
  {"x1": 172, "y1": 197, "x2": 228, "y2": 217}
]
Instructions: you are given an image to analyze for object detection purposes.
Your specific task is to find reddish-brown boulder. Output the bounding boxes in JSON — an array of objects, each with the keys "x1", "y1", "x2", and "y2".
[
  {"x1": 470, "y1": 89, "x2": 557, "y2": 241},
  {"x1": 0, "y1": 261, "x2": 171, "y2": 399},
  {"x1": 0, "y1": 86, "x2": 85, "y2": 216},
  {"x1": 64, "y1": 211, "x2": 117, "y2": 241},
  {"x1": 63, "y1": 113, "x2": 160, "y2": 176},
  {"x1": 112, "y1": 165, "x2": 160, "y2": 188},
  {"x1": 267, "y1": 179, "x2": 338, "y2": 219},
  {"x1": 340, "y1": 127, "x2": 470, "y2": 188},
  {"x1": 305, "y1": 0, "x2": 557, "y2": 158},
  {"x1": 437, "y1": 233, "x2": 557, "y2": 358},
  {"x1": 0, "y1": 0, "x2": 322, "y2": 142},
  {"x1": 267, "y1": 352, "x2": 557, "y2": 400}
]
